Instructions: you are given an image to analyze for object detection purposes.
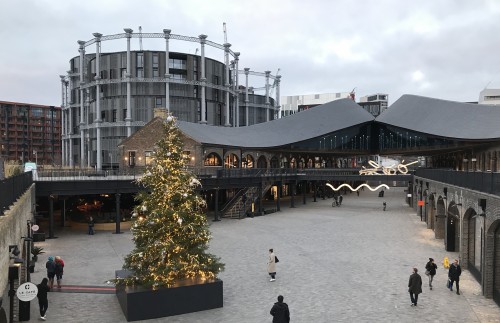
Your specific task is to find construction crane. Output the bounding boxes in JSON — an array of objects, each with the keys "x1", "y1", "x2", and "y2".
[
  {"x1": 349, "y1": 87, "x2": 356, "y2": 101},
  {"x1": 269, "y1": 68, "x2": 280, "y2": 97}
]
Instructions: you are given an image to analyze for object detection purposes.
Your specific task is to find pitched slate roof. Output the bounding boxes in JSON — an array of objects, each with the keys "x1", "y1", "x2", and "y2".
[
  {"x1": 177, "y1": 98, "x2": 374, "y2": 148},
  {"x1": 375, "y1": 95, "x2": 500, "y2": 140}
]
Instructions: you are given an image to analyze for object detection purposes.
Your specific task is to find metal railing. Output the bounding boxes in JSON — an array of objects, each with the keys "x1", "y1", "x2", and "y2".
[
  {"x1": 0, "y1": 172, "x2": 33, "y2": 216},
  {"x1": 415, "y1": 169, "x2": 500, "y2": 195},
  {"x1": 35, "y1": 166, "x2": 416, "y2": 184},
  {"x1": 35, "y1": 168, "x2": 147, "y2": 181}
]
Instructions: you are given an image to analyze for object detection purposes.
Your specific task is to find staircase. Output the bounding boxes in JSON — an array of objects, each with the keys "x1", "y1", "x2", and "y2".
[{"x1": 222, "y1": 182, "x2": 273, "y2": 219}]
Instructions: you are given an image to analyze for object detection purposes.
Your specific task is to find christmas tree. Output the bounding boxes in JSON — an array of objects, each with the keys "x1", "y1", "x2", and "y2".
[{"x1": 117, "y1": 115, "x2": 224, "y2": 288}]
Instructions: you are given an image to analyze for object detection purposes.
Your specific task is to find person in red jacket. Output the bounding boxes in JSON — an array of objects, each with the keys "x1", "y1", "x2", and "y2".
[{"x1": 55, "y1": 256, "x2": 65, "y2": 288}]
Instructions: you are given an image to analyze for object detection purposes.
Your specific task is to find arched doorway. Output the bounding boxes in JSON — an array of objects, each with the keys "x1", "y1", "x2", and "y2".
[
  {"x1": 281, "y1": 156, "x2": 289, "y2": 168},
  {"x1": 426, "y1": 195, "x2": 435, "y2": 230},
  {"x1": 463, "y1": 208, "x2": 481, "y2": 282},
  {"x1": 204, "y1": 152, "x2": 222, "y2": 166},
  {"x1": 270, "y1": 156, "x2": 279, "y2": 168},
  {"x1": 486, "y1": 219, "x2": 500, "y2": 305},
  {"x1": 494, "y1": 221, "x2": 500, "y2": 305},
  {"x1": 224, "y1": 153, "x2": 239, "y2": 168},
  {"x1": 257, "y1": 155, "x2": 267, "y2": 168},
  {"x1": 242, "y1": 154, "x2": 254, "y2": 168},
  {"x1": 446, "y1": 203, "x2": 460, "y2": 252},
  {"x1": 435, "y1": 197, "x2": 446, "y2": 239}
]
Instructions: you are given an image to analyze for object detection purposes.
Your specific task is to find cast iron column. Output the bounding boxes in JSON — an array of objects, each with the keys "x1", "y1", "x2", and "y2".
[
  {"x1": 223, "y1": 43, "x2": 231, "y2": 127},
  {"x1": 276, "y1": 181, "x2": 281, "y2": 212},
  {"x1": 163, "y1": 29, "x2": 171, "y2": 114},
  {"x1": 199, "y1": 34, "x2": 207, "y2": 124},
  {"x1": 93, "y1": 32, "x2": 103, "y2": 170},
  {"x1": 78, "y1": 40, "x2": 86, "y2": 167},
  {"x1": 124, "y1": 28, "x2": 133, "y2": 136},
  {"x1": 115, "y1": 193, "x2": 122, "y2": 234},
  {"x1": 48, "y1": 196, "x2": 55, "y2": 239}
]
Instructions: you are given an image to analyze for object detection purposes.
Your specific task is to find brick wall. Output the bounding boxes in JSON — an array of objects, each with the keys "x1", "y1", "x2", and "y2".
[
  {"x1": 414, "y1": 176, "x2": 500, "y2": 299},
  {"x1": 0, "y1": 185, "x2": 34, "y2": 300}
]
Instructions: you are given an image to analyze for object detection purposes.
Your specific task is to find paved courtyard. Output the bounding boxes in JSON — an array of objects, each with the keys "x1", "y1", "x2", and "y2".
[{"x1": 10, "y1": 187, "x2": 500, "y2": 322}]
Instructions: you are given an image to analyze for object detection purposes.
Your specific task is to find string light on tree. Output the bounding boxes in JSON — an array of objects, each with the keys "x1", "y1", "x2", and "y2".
[{"x1": 114, "y1": 113, "x2": 224, "y2": 289}]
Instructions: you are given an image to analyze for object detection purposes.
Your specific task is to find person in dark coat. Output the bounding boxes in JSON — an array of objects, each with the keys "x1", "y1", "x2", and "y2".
[
  {"x1": 37, "y1": 278, "x2": 50, "y2": 321},
  {"x1": 425, "y1": 258, "x2": 438, "y2": 290},
  {"x1": 408, "y1": 267, "x2": 422, "y2": 306},
  {"x1": 45, "y1": 256, "x2": 56, "y2": 289},
  {"x1": 270, "y1": 295, "x2": 290, "y2": 323},
  {"x1": 448, "y1": 259, "x2": 462, "y2": 295},
  {"x1": 88, "y1": 216, "x2": 95, "y2": 235}
]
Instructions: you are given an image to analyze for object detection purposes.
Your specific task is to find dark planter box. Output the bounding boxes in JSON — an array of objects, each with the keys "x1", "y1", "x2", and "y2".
[
  {"x1": 115, "y1": 270, "x2": 223, "y2": 322},
  {"x1": 33, "y1": 232, "x2": 46, "y2": 242}
]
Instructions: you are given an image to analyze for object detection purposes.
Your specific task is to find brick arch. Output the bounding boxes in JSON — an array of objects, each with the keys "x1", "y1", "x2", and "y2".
[
  {"x1": 446, "y1": 202, "x2": 460, "y2": 252},
  {"x1": 203, "y1": 152, "x2": 222, "y2": 166},
  {"x1": 257, "y1": 155, "x2": 267, "y2": 168},
  {"x1": 462, "y1": 208, "x2": 480, "y2": 277},
  {"x1": 241, "y1": 153, "x2": 256, "y2": 168},
  {"x1": 485, "y1": 219, "x2": 500, "y2": 301},
  {"x1": 224, "y1": 153, "x2": 239, "y2": 168},
  {"x1": 427, "y1": 194, "x2": 436, "y2": 230},
  {"x1": 435, "y1": 197, "x2": 446, "y2": 239},
  {"x1": 270, "y1": 156, "x2": 279, "y2": 168}
]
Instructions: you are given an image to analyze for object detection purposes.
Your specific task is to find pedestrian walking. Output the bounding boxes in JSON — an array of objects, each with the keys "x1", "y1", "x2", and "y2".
[
  {"x1": 338, "y1": 195, "x2": 343, "y2": 206},
  {"x1": 37, "y1": 277, "x2": 50, "y2": 321},
  {"x1": 88, "y1": 216, "x2": 95, "y2": 235},
  {"x1": 45, "y1": 256, "x2": 56, "y2": 289},
  {"x1": 270, "y1": 295, "x2": 290, "y2": 323},
  {"x1": 268, "y1": 249, "x2": 277, "y2": 282},
  {"x1": 448, "y1": 259, "x2": 462, "y2": 295},
  {"x1": 408, "y1": 267, "x2": 422, "y2": 306},
  {"x1": 383, "y1": 201, "x2": 387, "y2": 211},
  {"x1": 425, "y1": 258, "x2": 437, "y2": 290},
  {"x1": 55, "y1": 256, "x2": 65, "y2": 288}
]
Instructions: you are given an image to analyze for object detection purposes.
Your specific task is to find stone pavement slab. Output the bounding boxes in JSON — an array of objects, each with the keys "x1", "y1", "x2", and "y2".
[{"x1": 11, "y1": 187, "x2": 500, "y2": 322}]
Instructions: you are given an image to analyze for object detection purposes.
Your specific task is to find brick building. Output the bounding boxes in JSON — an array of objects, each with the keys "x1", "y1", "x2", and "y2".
[
  {"x1": 118, "y1": 96, "x2": 500, "y2": 305},
  {"x1": 0, "y1": 101, "x2": 61, "y2": 165}
]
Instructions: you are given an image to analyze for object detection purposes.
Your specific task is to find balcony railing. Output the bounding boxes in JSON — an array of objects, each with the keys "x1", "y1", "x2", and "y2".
[
  {"x1": 415, "y1": 169, "x2": 500, "y2": 195},
  {"x1": 0, "y1": 172, "x2": 33, "y2": 216}
]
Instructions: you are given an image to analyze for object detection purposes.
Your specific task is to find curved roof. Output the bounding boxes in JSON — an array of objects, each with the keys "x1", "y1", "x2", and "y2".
[
  {"x1": 178, "y1": 98, "x2": 374, "y2": 148},
  {"x1": 375, "y1": 95, "x2": 500, "y2": 140}
]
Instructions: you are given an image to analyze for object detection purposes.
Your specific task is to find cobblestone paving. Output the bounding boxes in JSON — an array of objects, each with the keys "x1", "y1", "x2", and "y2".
[{"x1": 13, "y1": 188, "x2": 500, "y2": 322}]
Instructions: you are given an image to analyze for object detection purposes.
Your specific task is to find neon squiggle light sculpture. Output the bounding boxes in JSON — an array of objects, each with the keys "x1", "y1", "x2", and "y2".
[
  {"x1": 359, "y1": 160, "x2": 418, "y2": 175},
  {"x1": 326, "y1": 183, "x2": 390, "y2": 192}
]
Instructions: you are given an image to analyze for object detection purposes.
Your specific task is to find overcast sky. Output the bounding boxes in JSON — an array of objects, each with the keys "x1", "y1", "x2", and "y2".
[{"x1": 1, "y1": 0, "x2": 500, "y2": 106}]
